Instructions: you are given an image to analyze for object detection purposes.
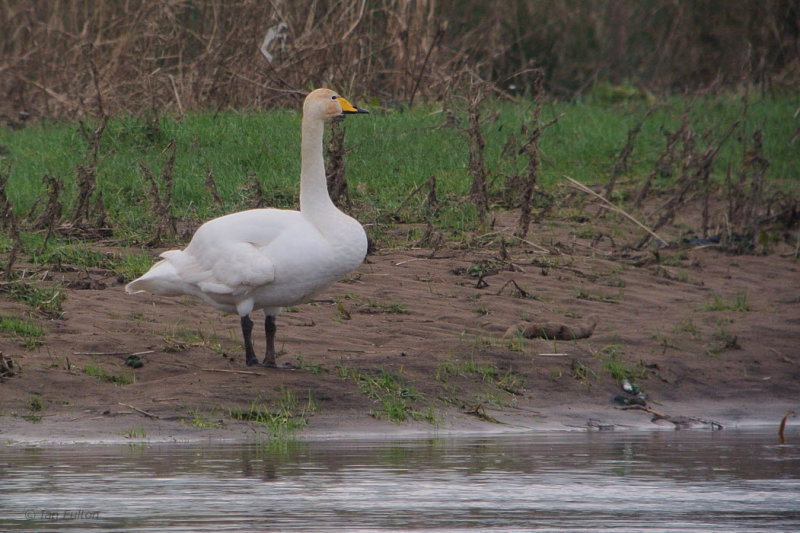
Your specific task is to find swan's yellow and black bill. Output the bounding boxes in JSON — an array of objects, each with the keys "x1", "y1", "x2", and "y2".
[{"x1": 338, "y1": 97, "x2": 369, "y2": 114}]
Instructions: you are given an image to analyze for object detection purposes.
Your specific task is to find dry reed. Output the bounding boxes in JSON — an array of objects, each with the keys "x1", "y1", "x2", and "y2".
[{"x1": 1, "y1": 1, "x2": 796, "y2": 119}]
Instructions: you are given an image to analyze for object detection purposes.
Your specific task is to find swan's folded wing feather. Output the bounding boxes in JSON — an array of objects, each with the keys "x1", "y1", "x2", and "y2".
[{"x1": 161, "y1": 244, "x2": 275, "y2": 296}]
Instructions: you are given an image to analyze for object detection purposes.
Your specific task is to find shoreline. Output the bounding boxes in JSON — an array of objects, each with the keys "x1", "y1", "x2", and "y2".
[{"x1": 2, "y1": 400, "x2": 794, "y2": 447}]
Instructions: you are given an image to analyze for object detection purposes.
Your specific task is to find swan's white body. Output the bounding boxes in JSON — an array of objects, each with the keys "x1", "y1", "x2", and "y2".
[
  {"x1": 126, "y1": 89, "x2": 368, "y2": 366},
  {"x1": 127, "y1": 207, "x2": 366, "y2": 316}
]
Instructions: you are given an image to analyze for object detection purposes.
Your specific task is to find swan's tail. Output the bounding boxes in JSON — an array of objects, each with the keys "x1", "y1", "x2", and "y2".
[{"x1": 125, "y1": 255, "x2": 189, "y2": 297}]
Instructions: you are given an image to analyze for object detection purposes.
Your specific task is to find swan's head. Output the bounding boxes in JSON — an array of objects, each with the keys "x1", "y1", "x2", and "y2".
[{"x1": 303, "y1": 88, "x2": 368, "y2": 121}]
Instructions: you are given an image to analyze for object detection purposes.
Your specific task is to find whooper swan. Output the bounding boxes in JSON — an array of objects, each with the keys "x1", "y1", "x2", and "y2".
[{"x1": 126, "y1": 88, "x2": 369, "y2": 367}]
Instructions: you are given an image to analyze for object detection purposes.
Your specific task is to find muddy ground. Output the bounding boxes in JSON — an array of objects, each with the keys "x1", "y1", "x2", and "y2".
[{"x1": 1, "y1": 211, "x2": 799, "y2": 444}]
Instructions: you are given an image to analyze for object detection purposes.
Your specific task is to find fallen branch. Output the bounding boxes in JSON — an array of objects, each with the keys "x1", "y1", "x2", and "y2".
[
  {"x1": 779, "y1": 410, "x2": 796, "y2": 444},
  {"x1": 118, "y1": 402, "x2": 159, "y2": 419},
  {"x1": 621, "y1": 404, "x2": 723, "y2": 430}
]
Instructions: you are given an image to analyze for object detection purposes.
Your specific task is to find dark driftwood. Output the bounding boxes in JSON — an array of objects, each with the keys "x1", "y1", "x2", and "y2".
[{"x1": 505, "y1": 315, "x2": 598, "y2": 340}]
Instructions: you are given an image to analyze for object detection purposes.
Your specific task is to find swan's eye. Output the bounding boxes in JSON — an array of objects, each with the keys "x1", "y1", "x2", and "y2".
[{"x1": 331, "y1": 95, "x2": 338, "y2": 100}]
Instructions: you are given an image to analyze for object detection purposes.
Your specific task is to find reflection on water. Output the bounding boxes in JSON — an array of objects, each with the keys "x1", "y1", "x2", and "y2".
[{"x1": 1, "y1": 430, "x2": 799, "y2": 532}]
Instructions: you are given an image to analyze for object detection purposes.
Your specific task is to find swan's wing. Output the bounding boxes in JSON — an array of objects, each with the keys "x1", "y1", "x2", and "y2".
[
  {"x1": 173, "y1": 209, "x2": 311, "y2": 295},
  {"x1": 161, "y1": 244, "x2": 274, "y2": 296}
]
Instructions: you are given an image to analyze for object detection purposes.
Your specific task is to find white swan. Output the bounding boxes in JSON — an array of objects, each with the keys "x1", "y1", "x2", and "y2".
[{"x1": 126, "y1": 88, "x2": 369, "y2": 367}]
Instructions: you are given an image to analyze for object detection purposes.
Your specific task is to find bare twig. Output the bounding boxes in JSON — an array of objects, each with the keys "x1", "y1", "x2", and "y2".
[
  {"x1": 74, "y1": 350, "x2": 155, "y2": 356},
  {"x1": 408, "y1": 26, "x2": 444, "y2": 108},
  {"x1": 394, "y1": 175, "x2": 438, "y2": 214},
  {"x1": 204, "y1": 167, "x2": 224, "y2": 210},
  {"x1": 201, "y1": 368, "x2": 264, "y2": 376},
  {"x1": 564, "y1": 175, "x2": 668, "y2": 246}
]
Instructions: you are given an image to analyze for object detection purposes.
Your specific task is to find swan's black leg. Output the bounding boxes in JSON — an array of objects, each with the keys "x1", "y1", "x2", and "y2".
[
  {"x1": 242, "y1": 315, "x2": 265, "y2": 367},
  {"x1": 263, "y1": 315, "x2": 277, "y2": 367}
]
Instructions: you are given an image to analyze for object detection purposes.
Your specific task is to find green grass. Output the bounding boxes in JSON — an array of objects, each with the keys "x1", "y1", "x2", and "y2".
[
  {"x1": 124, "y1": 425, "x2": 148, "y2": 438},
  {"x1": 336, "y1": 363, "x2": 436, "y2": 423},
  {"x1": 228, "y1": 388, "x2": 317, "y2": 438},
  {"x1": 575, "y1": 286, "x2": 622, "y2": 303},
  {"x1": 19, "y1": 393, "x2": 44, "y2": 423},
  {"x1": 0, "y1": 280, "x2": 65, "y2": 318},
  {"x1": 28, "y1": 393, "x2": 44, "y2": 412},
  {"x1": 84, "y1": 362, "x2": 135, "y2": 385},
  {"x1": 697, "y1": 291, "x2": 751, "y2": 312},
  {"x1": 706, "y1": 326, "x2": 741, "y2": 356},
  {"x1": 1, "y1": 93, "x2": 795, "y2": 243},
  {"x1": 0, "y1": 315, "x2": 45, "y2": 348},
  {"x1": 189, "y1": 409, "x2": 224, "y2": 429},
  {"x1": 156, "y1": 322, "x2": 230, "y2": 354},
  {"x1": 435, "y1": 356, "x2": 525, "y2": 400},
  {"x1": 596, "y1": 344, "x2": 637, "y2": 384}
]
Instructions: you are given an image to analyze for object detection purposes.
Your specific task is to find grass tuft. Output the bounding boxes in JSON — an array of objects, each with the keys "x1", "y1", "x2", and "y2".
[
  {"x1": 228, "y1": 388, "x2": 317, "y2": 438},
  {"x1": 84, "y1": 362, "x2": 134, "y2": 385},
  {"x1": 697, "y1": 291, "x2": 751, "y2": 312},
  {"x1": 0, "y1": 315, "x2": 45, "y2": 348}
]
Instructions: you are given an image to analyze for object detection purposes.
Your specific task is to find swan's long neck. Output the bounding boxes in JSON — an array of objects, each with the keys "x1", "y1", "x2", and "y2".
[{"x1": 299, "y1": 115, "x2": 336, "y2": 218}]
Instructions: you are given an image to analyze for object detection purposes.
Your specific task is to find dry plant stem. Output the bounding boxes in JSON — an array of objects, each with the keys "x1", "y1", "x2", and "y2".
[
  {"x1": 395, "y1": 175, "x2": 438, "y2": 214},
  {"x1": 496, "y1": 279, "x2": 529, "y2": 298},
  {"x1": 140, "y1": 139, "x2": 178, "y2": 245},
  {"x1": 729, "y1": 129, "x2": 770, "y2": 240},
  {"x1": 637, "y1": 118, "x2": 740, "y2": 248},
  {"x1": 0, "y1": 161, "x2": 22, "y2": 281},
  {"x1": 244, "y1": 173, "x2": 268, "y2": 208},
  {"x1": 634, "y1": 104, "x2": 691, "y2": 209},
  {"x1": 325, "y1": 119, "x2": 350, "y2": 207},
  {"x1": 408, "y1": 26, "x2": 445, "y2": 108},
  {"x1": 71, "y1": 117, "x2": 108, "y2": 227},
  {"x1": 204, "y1": 167, "x2": 224, "y2": 210},
  {"x1": 604, "y1": 107, "x2": 655, "y2": 202},
  {"x1": 201, "y1": 368, "x2": 264, "y2": 376},
  {"x1": 515, "y1": 71, "x2": 562, "y2": 238},
  {"x1": 464, "y1": 88, "x2": 490, "y2": 220},
  {"x1": 33, "y1": 174, "x2": 64, "y2": 245},
  {"x1": 0, "y1": 160, "x2": 13, "y2": 230},
  {"x1": 564, "y1": 175, "x2": 668, "y2": 246},
  {"x1": 71, "y1": 47, "x2": 109, "y2": 227}
]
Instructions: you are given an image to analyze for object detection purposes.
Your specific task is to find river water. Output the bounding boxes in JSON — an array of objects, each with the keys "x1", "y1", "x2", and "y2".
[{"x1": 1, "y1": 429, "x2": 798, "y2": 532}]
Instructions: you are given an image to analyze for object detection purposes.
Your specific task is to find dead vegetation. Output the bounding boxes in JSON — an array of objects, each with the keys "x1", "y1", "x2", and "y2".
[
  {"x1": 0, "y1": 2, "x2": 794, "y2": 256},
  {"x1": 325, "y1": 119, "x2": 351, "y2": 208},
  {"x1": 139, "y1": 140, "x2": 179, "y2": 246},
  {"x1": 0, "y1": 160, "x2": 22, "y2": 280},
  {"x1": 1, "y1": 1, "x2": 797, "y2": 120}
]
